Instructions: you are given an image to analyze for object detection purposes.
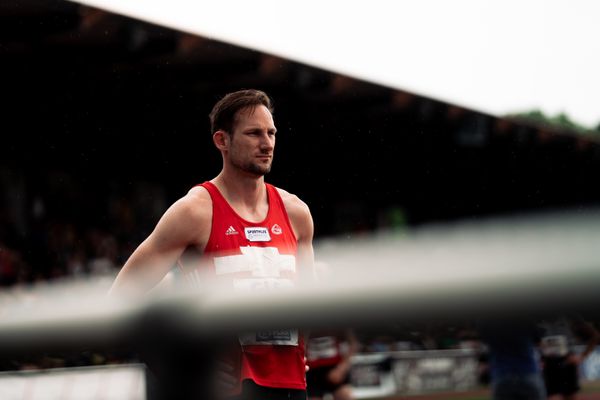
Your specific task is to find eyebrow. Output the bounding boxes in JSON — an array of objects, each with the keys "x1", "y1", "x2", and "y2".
[{"x1": 243, "y1": 126, "x2": 277, "y2": 134}]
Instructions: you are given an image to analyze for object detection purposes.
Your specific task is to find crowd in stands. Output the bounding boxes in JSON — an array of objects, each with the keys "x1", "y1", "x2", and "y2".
[
  {"x1": 0, "y1": 167, "x2": 157, "y2": 370},
  {"x1": 0, "y1": 167, "x2": 168, "y2": 287}
]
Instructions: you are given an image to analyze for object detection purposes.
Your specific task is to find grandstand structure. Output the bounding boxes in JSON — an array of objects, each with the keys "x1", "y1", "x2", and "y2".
[{"x1": 2, "y1": 1, "x2": 600, "y2": 239}]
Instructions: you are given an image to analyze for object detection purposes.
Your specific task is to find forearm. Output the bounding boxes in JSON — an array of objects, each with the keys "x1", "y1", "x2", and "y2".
[
  {"x1": 109, "y1": 244, "x2": 178, "y2": 297},
  {"x1": 573, "y1": 320, "x2": 600, "y2": 360},
  {"x1": 581, "y1": 336, "x2": 600, "y2": 360}
]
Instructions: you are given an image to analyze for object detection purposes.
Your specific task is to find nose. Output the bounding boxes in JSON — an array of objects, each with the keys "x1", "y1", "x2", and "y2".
[{"x1": 259, "y1": 132, "x2": 274, "y2": 151}]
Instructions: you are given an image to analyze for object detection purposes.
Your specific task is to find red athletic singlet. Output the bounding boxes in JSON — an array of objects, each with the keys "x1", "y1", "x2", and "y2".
[
  {"x1": 200, "y1": 181, "x2": 306, "y2": 390},
  {"x1": 307, "y1": 331, "x2": 344, "y2": 369}
]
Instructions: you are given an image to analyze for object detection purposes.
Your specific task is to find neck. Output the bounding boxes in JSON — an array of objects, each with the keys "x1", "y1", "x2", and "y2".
[{"x1": 212, "y1": 167, "x2": 266, "y2": 209}]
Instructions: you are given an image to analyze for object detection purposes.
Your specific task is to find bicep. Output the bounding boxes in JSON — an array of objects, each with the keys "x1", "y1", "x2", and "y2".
[
  {"x1": 294, "y1": 204, "x2": 315, "y2": 281},
  {"x1": 279, "y1": 190, "x2": 315, "y2": 281},
  {"x1": 110, "y1": 200, "x2": 206, "y2": 296},
  {"x1": 123, "y1": 229, "x2": 185, "y2": 280}
]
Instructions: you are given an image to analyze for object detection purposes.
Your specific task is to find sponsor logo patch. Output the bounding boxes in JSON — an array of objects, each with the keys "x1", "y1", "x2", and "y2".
[{"x1": 244, "y1": 227, "x2": 271, "y2": 242}]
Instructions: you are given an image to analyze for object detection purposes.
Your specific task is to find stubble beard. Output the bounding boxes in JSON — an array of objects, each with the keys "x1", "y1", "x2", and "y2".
[{"x1": 232, "y1": 157, "x2": 272, "y2": 177}]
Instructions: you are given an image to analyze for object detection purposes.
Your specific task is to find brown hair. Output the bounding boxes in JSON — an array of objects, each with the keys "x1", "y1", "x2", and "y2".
[{"x1": 209, "y1": 89, "x2": 273, "y2": 135}]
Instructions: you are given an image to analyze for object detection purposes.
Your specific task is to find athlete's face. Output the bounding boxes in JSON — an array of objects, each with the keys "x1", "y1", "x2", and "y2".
[{"x1": 227, "y1": 105, "x2": 276, "y2": 176}]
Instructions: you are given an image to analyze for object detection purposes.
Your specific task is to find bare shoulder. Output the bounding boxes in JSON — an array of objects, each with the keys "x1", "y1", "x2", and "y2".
[
  {"x1": 185, "y1": 185, "x2": 212, "y2": 208},
  {"x1": 275, "y1": 187, "x2": 311, "y2": 217},
  {"x1": 275, "y1": 187, "x2": 313, "y2": 240},
  {"x1": 176, "y1": 185, "x2": 212, "y2": 221},
  {"x1": 159, "y1": 185, "x2": 212, "y2": 234}
]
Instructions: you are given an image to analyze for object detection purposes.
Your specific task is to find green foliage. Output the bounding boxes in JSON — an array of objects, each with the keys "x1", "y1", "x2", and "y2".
[{"x1": 508, "y1": 110, "x2": 600, "y2": 137}]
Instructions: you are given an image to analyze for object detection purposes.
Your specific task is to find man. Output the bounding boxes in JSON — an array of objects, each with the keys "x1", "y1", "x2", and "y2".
[
  {"x1": 540, "y1": 316, "x2": 600, "y2": 400},
  {"x1": 306, "y1": 329, "x2": 358, "y2": 400},
  {"x1": 479, "y1": 321, "x2": 546, "y2": 400},
  {"x1": 110, "y1": 89, "x2": 315, "y2": 400},
  {"x1": 307, "y1": 262, "x2": 357, "y2": 400}
]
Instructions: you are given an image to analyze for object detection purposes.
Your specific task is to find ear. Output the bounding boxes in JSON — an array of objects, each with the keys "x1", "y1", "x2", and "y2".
[{"x1": 213, "y1": 130, "x2": 229, "y2": 151}]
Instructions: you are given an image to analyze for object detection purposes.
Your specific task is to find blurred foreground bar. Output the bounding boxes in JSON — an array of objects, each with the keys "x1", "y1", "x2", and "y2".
[{"x1": 1, "y1": 210, "x2": 600, "y2": 353}]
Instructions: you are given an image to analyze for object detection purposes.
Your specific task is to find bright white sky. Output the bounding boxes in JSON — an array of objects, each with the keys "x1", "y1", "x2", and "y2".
[{"x1": 72, "y1": 0, "x2": 600, "y2": 128}]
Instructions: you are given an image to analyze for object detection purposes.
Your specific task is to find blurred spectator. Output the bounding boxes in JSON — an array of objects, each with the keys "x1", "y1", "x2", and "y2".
[
  {"x1": 87, "y1": 229, "x2": 119, "y2": 275},
  {"x1": 307, "y1": 329, "x2": 359, "y2": 400},
  {"x1": 540, "y1": 316, "x2": 600, "y2": 400},
  {"x1": 479, "y1": 321, "x2": 546, "y2": 400},
  {"x1": 0, "y1": 242, "x2": 18, "y2": 286}
]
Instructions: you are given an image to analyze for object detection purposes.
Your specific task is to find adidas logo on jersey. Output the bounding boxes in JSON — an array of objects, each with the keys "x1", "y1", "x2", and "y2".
[{"x1": 225, "y1": 226, "x2": 239, "y2": 235}]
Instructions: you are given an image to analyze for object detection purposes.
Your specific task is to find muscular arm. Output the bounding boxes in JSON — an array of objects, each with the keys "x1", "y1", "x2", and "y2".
[
  {"x1": 329, "y1": 330, "x2": 359, "y2": 384},
  {"x1": 571, "y1": 319, "x2": 600, "y2": 361},
  {"x1": 278, "y1": 188, "x2": 315, "y2": 282},
  {"x1": 109, "y1": 187, "x2": 211, "y2": 297}
]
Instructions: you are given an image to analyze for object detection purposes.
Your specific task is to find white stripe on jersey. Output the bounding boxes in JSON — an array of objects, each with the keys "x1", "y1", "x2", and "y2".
[{"x1": 214, "y1": 246, "x2": 296, "y2": 277}]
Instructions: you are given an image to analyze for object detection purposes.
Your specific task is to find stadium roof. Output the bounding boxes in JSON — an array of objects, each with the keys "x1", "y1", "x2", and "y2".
[
  {"x1": 67, "y1": 0, "x2": 600, "y2": 128},
  {"x1": 3, "y1": 0, "x2": 600, "y2": 229}
]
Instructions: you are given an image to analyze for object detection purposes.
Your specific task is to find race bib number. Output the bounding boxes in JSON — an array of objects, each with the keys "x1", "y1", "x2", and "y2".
[
  {"x1": 239, "y1": 329, "x2": 299, "y2": 346},
  {"x1": 235, "y1": 278, "x2": 297, "y2": 346},
  {"x1": 215, "y1": 247, "x2": 298, "y2": 347}
]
